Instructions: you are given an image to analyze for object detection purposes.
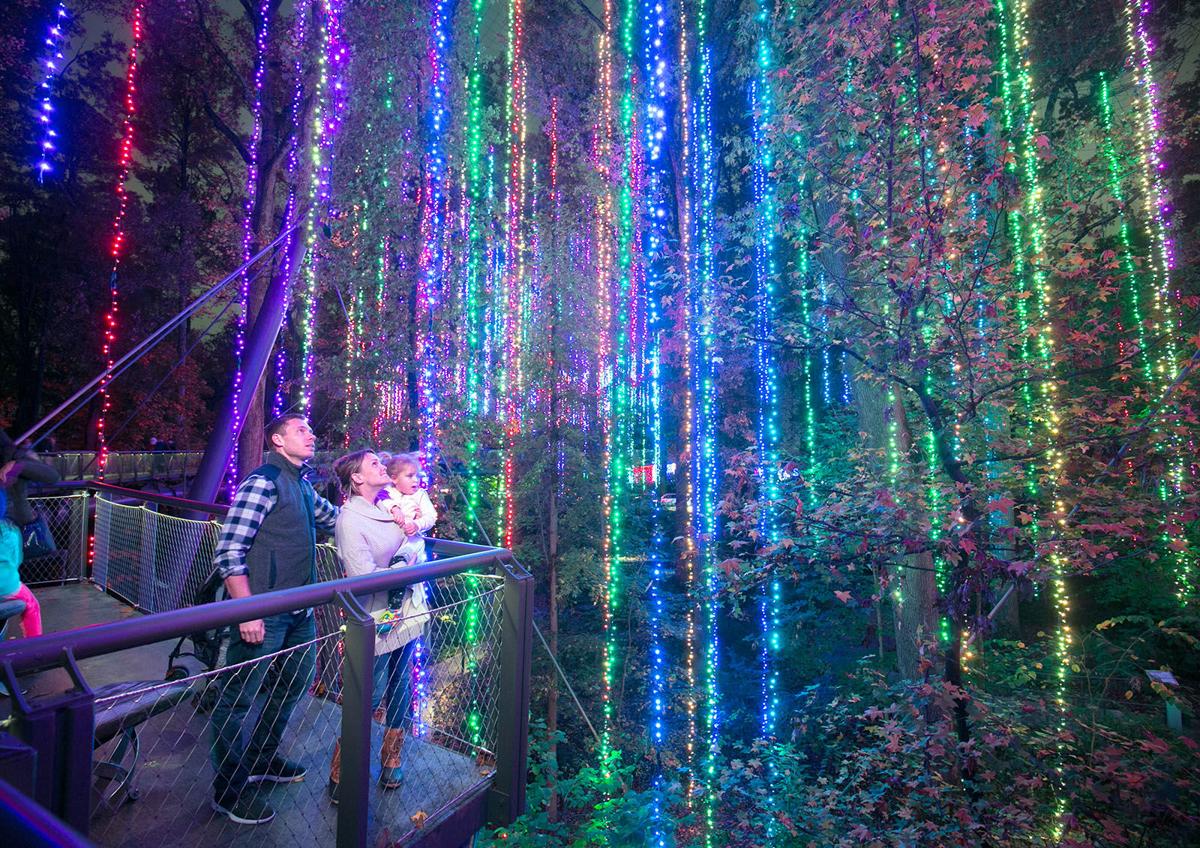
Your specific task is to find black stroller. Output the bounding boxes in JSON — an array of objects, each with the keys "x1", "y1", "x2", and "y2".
[{"x1": 165, "y1": 566, "x2": 229, "y2": 711}]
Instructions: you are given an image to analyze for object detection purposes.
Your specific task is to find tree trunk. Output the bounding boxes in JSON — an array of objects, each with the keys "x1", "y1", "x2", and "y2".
[
  {"x1": 546, "y1": 481, "x2": 560, "y2": 822},
  {"x1": 852, "y1": 372, "x2": 938, "y2": 678},
  {"x1": 545, "y1": 230, "x2": 561, "y2": 823},
  {"x1": 891, "y1": 393, "x2": 938, "y2": 679}
]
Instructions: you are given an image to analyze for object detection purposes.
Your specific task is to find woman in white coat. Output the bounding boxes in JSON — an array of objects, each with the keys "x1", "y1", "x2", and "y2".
[{"x1": 327, "y1": 450, "x2": 430, "y2": 800}]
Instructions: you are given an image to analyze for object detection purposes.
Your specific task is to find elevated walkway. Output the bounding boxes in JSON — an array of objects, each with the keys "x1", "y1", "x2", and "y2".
[
  {"x1": 0, "y1": 486, "x2": 531, "y2": 848},
  {"x1": 41, "y1": 451, "x2": 205, "y2": 486},
  {"x1": 6, "y1": 585, "x2": 179, "y2": 702}
]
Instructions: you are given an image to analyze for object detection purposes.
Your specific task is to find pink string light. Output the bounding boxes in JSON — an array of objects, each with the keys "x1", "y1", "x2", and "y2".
[{"x1": 96, "y1": 4, "x2": 144, "y2": 477}]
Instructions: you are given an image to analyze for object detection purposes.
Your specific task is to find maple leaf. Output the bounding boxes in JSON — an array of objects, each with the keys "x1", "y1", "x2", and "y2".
[
  {"x1": 987, "y1": 497, "x2": 1015, "y2": 513},
  {"x1": 717, "y1": 558, "x2": 743, "y2": 578},
  {"x1": 834, "y1": 590, "x2": 853, "y2": 604}
]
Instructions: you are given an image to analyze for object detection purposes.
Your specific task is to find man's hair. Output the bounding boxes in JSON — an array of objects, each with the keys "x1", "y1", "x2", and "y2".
[
  {"x1": 333, "y1": 450, "x2": 375, "y2": 503},
  {"x1": 385, "y1": 452, "x2": 421, "y2": 478},
  {"x1": 264, "y1": 413, "x2": 307, "y2": 450}
]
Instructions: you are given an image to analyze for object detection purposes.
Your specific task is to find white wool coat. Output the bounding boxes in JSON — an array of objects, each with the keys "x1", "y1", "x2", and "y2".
[
  {"x1": 377, "y1": 486, "x2": 437, "y2": 567},
  {"x1": 334, "y1": 495, "x2": 430, "y2": 654}
]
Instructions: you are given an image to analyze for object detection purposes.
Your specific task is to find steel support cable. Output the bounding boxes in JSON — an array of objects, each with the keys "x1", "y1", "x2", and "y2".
[
  {"x1": 16, "y1": 223, "x2": 300, "y2": 446},
  {"x1": 435, "y1": 454, "x2": 603, "y2": 749},
  {"x1": 102, "y1": 294, "x2": 242, "y2": 449},
  {"x1": 57, "y1": 293, "x2": 247, "y2": 480},
  {"x1": 39, "y1": 277, "x2": 251, "y2": 458}
]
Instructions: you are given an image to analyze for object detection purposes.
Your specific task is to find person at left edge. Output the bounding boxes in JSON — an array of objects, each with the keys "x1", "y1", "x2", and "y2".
[{"x1": 208, "y1": 413, "x2": 339, "y2": 826}]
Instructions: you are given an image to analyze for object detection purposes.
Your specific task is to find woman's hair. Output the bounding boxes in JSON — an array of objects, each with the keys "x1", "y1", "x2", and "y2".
[
  {"x1": 384, "y1": 452, "x2": 421, "y2": 478},
  {"x1": 332, "y1": 449, "x2": 375, "y2": 503}
]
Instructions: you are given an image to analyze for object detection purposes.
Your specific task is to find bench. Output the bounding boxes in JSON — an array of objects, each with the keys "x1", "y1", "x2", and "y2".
[{"x1": 92, "y1": 679, "x2": 195, "y2": 809}]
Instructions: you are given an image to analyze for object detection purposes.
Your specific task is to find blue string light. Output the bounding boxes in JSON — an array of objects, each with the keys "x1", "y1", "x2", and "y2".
[
  {"x1": 34, "y1": 4, "x2": 69, "y2": 181},
  {"x1": 416, "y1": 0, "x2": 455, "y2": 480},
  {"x1": 691, "y1": 0, "x2": 721, "y2": 829},
  {"x1": 640, "y1": 0, "x2": 670, "y2": 841}
]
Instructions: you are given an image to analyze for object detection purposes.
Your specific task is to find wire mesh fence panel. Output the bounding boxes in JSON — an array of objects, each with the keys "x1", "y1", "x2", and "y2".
[
  {"x1": 93, "y1": 497, "x2": 149, "y2": 608},
  {"x1": 88, "y1": 630, "x2": 345, "y2": 848},
  {"x1": 369, "y1": 572, "x2": 505, "y2": 844},
  {"x1": 42, "y1": 452, "x2": 206, "y2": 483},
  {"x1": 314, "y1": 544, "x2": 345, "y2": 699},
  {"x1": 43, "y1": 452, "x2": 94, "y2": 480},
  {"x1": 92, "y1": 500, "x2": 222, "y2": 613},
  {"x1": 148, "y1": 515, "x2": 222, "y2": 613},
  {"x1": 21, "y1": 492, "x2": 88, "y2": 585}
]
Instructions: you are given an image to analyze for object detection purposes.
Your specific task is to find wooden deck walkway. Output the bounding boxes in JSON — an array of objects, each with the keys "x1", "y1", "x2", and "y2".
[{"x1": 5, "y1": 584, "x2": 489, "y2": 847}]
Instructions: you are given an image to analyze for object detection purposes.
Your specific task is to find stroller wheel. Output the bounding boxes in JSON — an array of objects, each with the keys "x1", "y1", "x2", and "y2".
[{"x1": 165, "y1": 665, "x2": 188, "y2": 681}]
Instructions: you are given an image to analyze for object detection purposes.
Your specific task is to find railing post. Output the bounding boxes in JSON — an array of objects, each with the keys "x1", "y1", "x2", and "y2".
[
  {"x1": 336, "y1": 591, "x2": 374, "y2": 848},
  {"x1": 487, "y1": 555, "x2": 533, "y2": 827},
  {"x1": 76, "y1": 491, "x2": 90, "y2": 582},
  {"x1": 138, "y1": 504, "x2": 159, "y2": 611},
  {"x1": 92, "y1": 494, "x2": 110, "y2": 590},
  {"x1": 1, "y1": 653, "x2": 95, "y2": 835}
]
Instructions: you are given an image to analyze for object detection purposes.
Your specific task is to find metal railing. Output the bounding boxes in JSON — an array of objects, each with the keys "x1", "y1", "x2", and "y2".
[
  {"x1": 24, "y1": 483, "x2": 222, "y2": 591},
  {"x1": 90, "y1": 491, "x2": 222, "y2": 613},
  {"x1": 0, "y1": 488, "x2": 531, "y2": 848},
  {"x1": 21, "y1": 492, "x2": 90, "y2": 586},
  {"x1": 40, "y1": 451, "x2": 206, "y2": 485}
]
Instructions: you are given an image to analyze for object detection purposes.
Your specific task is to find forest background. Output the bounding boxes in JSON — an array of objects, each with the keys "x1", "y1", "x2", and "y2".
[{"x1": 2, "y1": 0, "x2": 1200, "y2": 845}]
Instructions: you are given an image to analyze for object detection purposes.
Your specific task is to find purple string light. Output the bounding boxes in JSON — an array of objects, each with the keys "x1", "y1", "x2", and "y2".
[
  {"x1": 415, "y1": 0, "x2": 453, "y2": 479},
  {"x1": 1128, "y1": 0, "x2": 1176, "y2": 277},
  {"x1": 298, "y1": 0, "x2": 347, "y2": 414},
  {"x1": 35, "y1": 4, "x2": 69, "y2": 181},
  {"x1": 271, "y1": 2, "x2": 311, "y2": 418},
  {"x1": 225, "y1": 0, "x2": 273, "y2": 492}
]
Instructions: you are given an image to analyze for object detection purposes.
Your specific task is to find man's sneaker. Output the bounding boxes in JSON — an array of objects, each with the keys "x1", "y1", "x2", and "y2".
[
  {"x1": 247, "y1": 757, "x2": 307, "y2": 784},
  {"x1": 212, "y1": 793, "x2": 276, "y2": 825}
]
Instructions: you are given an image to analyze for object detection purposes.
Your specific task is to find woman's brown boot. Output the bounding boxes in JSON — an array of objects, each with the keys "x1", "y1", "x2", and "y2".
[
  {"x1": 379, "y1": 728, "x2": 404, "y2": 789},
  {"x1": 327, "y1": 739, "x2": 342, "y2": 804}
]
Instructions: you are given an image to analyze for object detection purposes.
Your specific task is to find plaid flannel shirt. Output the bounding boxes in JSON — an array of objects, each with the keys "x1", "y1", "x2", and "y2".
[{"x1": 213, "y1": 464, "x2": 339, "y2": 581}]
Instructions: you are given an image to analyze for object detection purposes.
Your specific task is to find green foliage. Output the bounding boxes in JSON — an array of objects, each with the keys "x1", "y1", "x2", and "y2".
[
  {"x1": 478, "y1": 721, "x2": 690, "y2": 847},
  {"x1": 717, "y1": 667, "x2": 1200, "y2": 847}
]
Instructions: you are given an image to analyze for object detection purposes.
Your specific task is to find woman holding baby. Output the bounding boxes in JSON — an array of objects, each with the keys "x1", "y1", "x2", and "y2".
[{"x1": 326, "y1": 449, "x2": 435, "y2": 802}]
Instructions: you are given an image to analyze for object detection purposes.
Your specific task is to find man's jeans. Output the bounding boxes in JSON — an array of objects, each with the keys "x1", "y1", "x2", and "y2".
[{"x1": 210, "y1": 612, "x2": 316, "y2": 802}]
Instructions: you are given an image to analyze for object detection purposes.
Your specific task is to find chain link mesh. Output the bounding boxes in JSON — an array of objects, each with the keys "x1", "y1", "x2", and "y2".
[
  {"x1": 88, "y1": 629, "x2": 344, "y2": 848},
  {"x1": 79, "y1": 574, "x2": 506, "y2": 846},
  {"x1": 21, "y1": 492, "x2": 88, "y2": 585},
  {"x1": 92, "y1": 495, "x2": 222, "y2": 613},
  {"x1": 42, "y1": 451, "x2": 204, "y2": 484},
  {"x1": 314, "y1": 544, "x2": 345, "y2": 698},
  {"x1": 369, "y1": 572, "x2": 505, "y2": 843}
]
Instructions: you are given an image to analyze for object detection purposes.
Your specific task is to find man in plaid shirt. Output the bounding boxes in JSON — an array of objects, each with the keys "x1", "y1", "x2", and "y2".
[{"x1": 209, "y1": 413, "x2": 339, "y2": 825}]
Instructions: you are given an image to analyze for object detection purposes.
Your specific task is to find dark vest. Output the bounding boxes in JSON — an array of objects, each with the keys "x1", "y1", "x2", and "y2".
[{"x1": 244, "y1": 452, "x2": 318, "y2": 596}]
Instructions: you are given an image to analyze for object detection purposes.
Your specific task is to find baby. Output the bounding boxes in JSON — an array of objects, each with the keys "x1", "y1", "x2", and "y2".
[
  {"x1": 376, "y1": 453, "x2": 436, "y2": 608},
  {"x1": 378, "y1": 453, "x2": 437, "y2": 567}
]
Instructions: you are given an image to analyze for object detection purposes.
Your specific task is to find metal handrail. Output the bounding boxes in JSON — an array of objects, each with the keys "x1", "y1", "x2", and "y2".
[
  {"x1": 50, "y1": 480, "x2": 229, "y2": 515},
  {"x1": 0, "y1": 777, "x2": 90, "y2": 848},
  {"x1": 1, "y1": 492, "x2": 531, "y2": 846},
  {"x1": 0, "y1": 539, "x2": 513, "y2": 677}
]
